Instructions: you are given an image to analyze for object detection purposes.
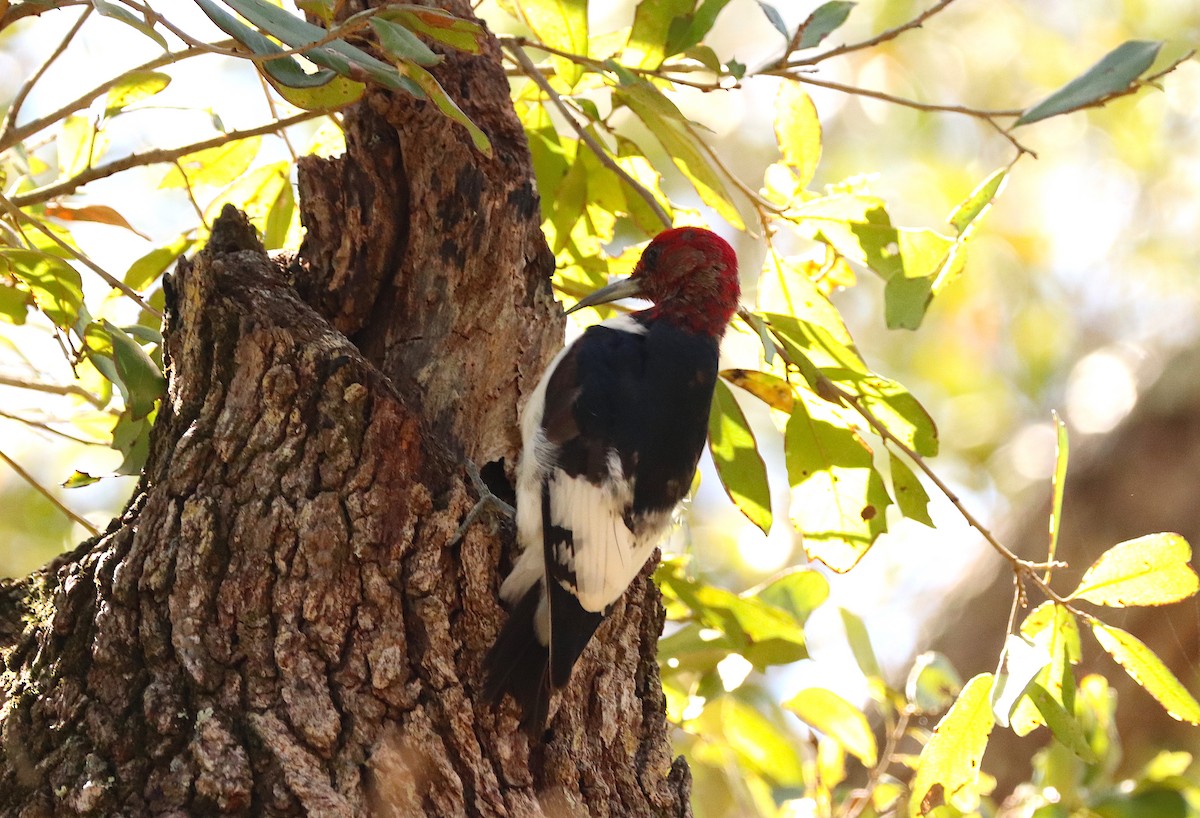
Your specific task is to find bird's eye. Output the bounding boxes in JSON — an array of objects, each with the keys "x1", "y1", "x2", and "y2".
[{"x1": 641, "y1": 244, "x2": 661, "y2": 269}]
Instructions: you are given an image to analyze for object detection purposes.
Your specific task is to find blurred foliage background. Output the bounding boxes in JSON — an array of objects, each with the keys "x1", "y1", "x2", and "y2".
[{"x1": 2, "y1": 0, "x2": 1200, "y2": 815}]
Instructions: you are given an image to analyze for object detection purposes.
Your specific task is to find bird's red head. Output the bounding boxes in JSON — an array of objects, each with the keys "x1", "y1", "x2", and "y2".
[{"x1": 631, "y1": 227, "x2": 740, "y2": 337}]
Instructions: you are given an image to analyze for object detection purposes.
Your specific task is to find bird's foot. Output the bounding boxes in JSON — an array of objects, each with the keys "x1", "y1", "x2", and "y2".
[{"x1": 450, "y1": 460, "x2": 515, "y2": 544}]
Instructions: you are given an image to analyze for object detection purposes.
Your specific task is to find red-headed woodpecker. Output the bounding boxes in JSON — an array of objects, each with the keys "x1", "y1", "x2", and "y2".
[{"x1": 484, "y1": 227, "x2": 740, "y2": 733}]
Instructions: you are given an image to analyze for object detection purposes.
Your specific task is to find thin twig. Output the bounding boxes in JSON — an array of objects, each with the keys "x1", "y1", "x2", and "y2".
[
  {"x1": 0, "y1": 193, "x2": 162, "y2": 317},
  {"x1": 0, "y1": 44, "x2": 226, "y2": 152},
  {"x1": 0, "y1": 6, "x2": 92, "y2": 145},
  {"x1": 258, "y1": 73, "x2": 299, "y2": 163},
  {"x1": 11, "y1": 107, "x2": 342, "y2": 207},
  {"x1": 0, "y1": 408, "x2": 108, "y2": 446},
  {"x1": 839, "y1": 706, "x2": 912, "y2": 818},
  {"x1": 782, "y1": 0, "x2": 960, "y2": 68},
  {"x1": 0, "y1": 373, "x2": 106, "y2": 409},
  {"x1": 503, "y1": 40, "x2": 672, "y2": 230},
  {"x1": 776, "y1": 72, "x2": 1036, "y2": 158},
  {"x1": 172, "y1": 160, "x2": 211, "y2": 230},
  {"x1": 0, "y1": 447, "x2": 101, "y2": 536}
]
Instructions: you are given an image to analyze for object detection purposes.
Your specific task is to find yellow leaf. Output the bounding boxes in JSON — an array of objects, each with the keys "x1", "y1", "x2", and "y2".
[
  {"x1": 909, "y1": 673, "x2": 996, "y2": 817},
  {"x1": 1091, "y1": 621, "x2": 1200, "y2": 724},
  {"x1": 784, "y1": 687, "x2": 877, "y2": 766},
  {"x1": 1069, "y1": 533, "x2": 1199, "y2": 606},
  {"x1": 775, "y1": 83, "x2": 822, "y2": 189}
]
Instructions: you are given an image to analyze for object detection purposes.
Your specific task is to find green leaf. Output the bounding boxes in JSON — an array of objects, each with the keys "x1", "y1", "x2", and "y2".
[
  {"x1": 719, "y1": 697, "x2": 806, "y2": 786},
  {"x1": 84, "y1": 320, "x2": 165, "y2": 421},
  {"x1": 1069, "y1": 533, "x2": 1199, "y2": 607},
  {"x1": 785, "y1": 393, "x2": 890, "y2": 572},
  {"x1": 888, "y1": 452, "x2": 932, "y2": 526},
  {"x1": 160, "y1": 137, "x2": 262, "y2": 189},
  {"x1": 906, "y1": 651, "x2": 962, "y2": 714},
  {"x1": 369, "y1": 18, "x2": 442, "y2": 66},
  {"x1": 627, "y1": 0, "x2": 693, "y2": 68},
  {"x1": 840, "y1": 607, "x2": 881, "y2": 678},
  {"x1": 2, "y1": 250, "x2": 83, "y2": 329},
  {"x1": 948, "y1": 167, "x2": 1008, "y2": 234},
  {"x1": 195, "y1": 0, "x2": 366, "y2": 107},
  {"x1": 908, "y1": 673, "x2": 996, "y2": 818},
  {"x1": 396, "y1": 62, "x2": 493, "y2": 156},
  {"x1": 93, "y1": 0, "x2": 168, "y2": 49},
  {"x1": 1024, "y1": 683, "x2": 1098, "y2": 763},
  {"x1": 516, "y1": 0, "x2": 589, "y2": 87},
  {"x1": 797, "y1": 1, "x2": 855, "y2": 50},
  {"x1": 1016, "y1": 40, "x2": 1163, "y2": 126},
  {"x1": 755, "y1": 1, "x2": 788, "y2": 40},
  {"x1": 263, "y1": 174, "x2": 296, "y2": 251},
  {"x1": 62, "y1": 470, "x2": 101, "y2": 489},
  {"x1": 667, "y1": 0, "x2": 734, "y2": 57},
  {"x1": 0, "y1": 283, "x2": 33, "y2": 324},
  {"x1": 1046, "y1": 411, "x2": 1069, "y2": 573},
  {"x1": 110, "y1": 407, "x2": 153, "y2": 476},
  {"x1": 104, "y1": 70, "x2": 171, "y2": 117},
  {"x1": 1091, "y1": 621, "x2": 1200, "y2": 723},
  {"x1": 774, "y1": 83, "x2": 822, "y2": 190},
  {"x1": 709, "y1": 380, "x2": 773, "y2": 534},
  {"x1": 784, "y1": 687, "x2": 877, "y2": 766},
  {"x1": 756, "y1": 568, "x2": 829, "y2": 625},
  {"x1": 203, "y1": 161, "x2": 291, "y2": 232},
  {"x1": 380, "y1": 7, "x2": 487, "y2": 54},
  {"x1": 1010, "y1": 602, "x2": 1081, "y2": 736},
  {"x1": 125, "y1": 235, "x2": 194, "y2": 291},
  {"x1": 615, "y1": 80, "x2": 745, "y2": 228},
  {"x1": 58, "y1": 114, "x2": 103, "y2": 178}
]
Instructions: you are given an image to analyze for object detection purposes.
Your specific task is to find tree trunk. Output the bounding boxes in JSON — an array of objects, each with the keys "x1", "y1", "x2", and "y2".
[{"x1": 0, "y1": 3, "x2": 691, "y2": 815}]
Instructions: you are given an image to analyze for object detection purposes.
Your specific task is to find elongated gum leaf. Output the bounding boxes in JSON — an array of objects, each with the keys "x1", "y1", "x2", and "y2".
[
  {"x1": 1015, "y1": 40, "x2": 1162, "y2": 126},
  {"x1": 517, "y1": 0, "x2": 588, "y2": 87},
  {"x1": 104, "y1": 70, "x2": 171, "y2": 117},
  {"x1": 1069, "y1": 533, "x2": 1199, "y2": 606},
  {"x1": 1024, "y1": 683, "x2": 1098, "y2": 763},
  {"x1": 775, "y1": 83, "x2": 822, "y2": 189},
  {"x1": 1046, "y1": 411, "x2": 1069, "y2": 577},
  {"x1": 908, "y1": 673, "x2": 996, "y2": 817},
  {"x1": 2, "y1": 250, "x2": 83, "y2": 329},
  {"x1": 840, "y1": 607, "x2": 881, "y2": 678},
  {"x1": 709, "y1": 380, "x2": 773, "y2": 534},
  {"x1": 948, "y1": 167, "x2": 1008, "y2": 234},
  {"x1": 888, "y1": 451, "x2": 932, "y2": 526},
  {"x1": 721, "y1": 368, "x2": 795, "y2": 413},
  {"x1": 1091, "y1": 621, "x2": 1200, "y2": 724},
  {"x1": 797, "y1": 1, "x2": 855, "y2": 50},
  {"x1": 785, "y1": 687, "x2": 877, "y2": 766}
]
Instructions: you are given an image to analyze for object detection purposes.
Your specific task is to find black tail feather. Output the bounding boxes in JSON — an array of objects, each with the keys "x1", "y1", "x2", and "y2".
[
  {"x1": 546, "y1": 579, "x2": 604, "y2": 689},
  {"x1": 483, "y1": 583, "x2": 552, "y2": 734}
]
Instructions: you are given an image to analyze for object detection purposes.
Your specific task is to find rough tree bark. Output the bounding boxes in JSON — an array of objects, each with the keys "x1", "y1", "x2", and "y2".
[
  {"x1": 930, "y1": 348, "x2": 1200, "y2": 795},
  {"x1": 0, "y1": 2, "x2": 691, "y2": 815}
]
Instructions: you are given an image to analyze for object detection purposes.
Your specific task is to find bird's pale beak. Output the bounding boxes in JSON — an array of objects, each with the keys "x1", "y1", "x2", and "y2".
[{"x1": 564, "y1": 277, "x2": 645, "y2": 315}]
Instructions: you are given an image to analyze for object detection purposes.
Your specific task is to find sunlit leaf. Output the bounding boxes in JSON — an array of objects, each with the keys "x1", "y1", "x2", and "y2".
[
  {"x1": 0, "y1": 283, "x2": 32, "y2": 325},
  {"x1": 840, "y1": 607, "x2": 881, "y2": 678},
  {"x1": 785, "y1": 393, "x2": 890, "y2": 572},
  {"x1": 84, "y1": 320, "x2": 165, "y2": 421},
  {"x1": 991, "y1": 633, "x2": 1051, "y2": 727},
  {"x1": 103, "y1": 70, "x2": 171, "y2": 117},
  {"x1": 615, "y1": 80, "x2": 745, "y2": 228},
  {"x1": 160, "y1": 137, "x2": 262, "y2": 189},
  {"x1": 755, "y1": 568, "x2": 829, "y2": 625},
  {"x1": 888, "y1": 451, "x2": 932, "y2": 526},
  {"x1": 1046, "y1": 411, "x2": 1069, "y2": 574},
  {"x1": 1024, "y1": 683, "x2": 1098, "y2": 763},
  {"x1": 797, "y1": 1, "x2": 855, "y2": 50},
  {"x1": 2, "y1": 250, "x2": 83, "y2": 329},
  {"x1": 785, "y1": 687, "x2": 877, "y2": 766},
  {"x1": 396, "y1": 62, "x2": 493, "y2": 156},
  {"x1": 948, "y1": 167, "x2": 1008, "y2": 234},
  {"x1": 1091, "y1": 621, "x2": 1200, "y2": 724},
  {"x1": 626, "y1": 0, "x2": 693, "y2": 68},
  {"x1": 906, "y1": 651, "x2": 962, "y2": 714},
  {"x1": 44, "y1": 204, "x2": 149, "y2": 240},
  {"x1": 1016, "y1": 40, "x2": 1163, "y2": 126},
  {"x1": 263, "y1": 174, "x2": 296, "y2": 251},
  {"x1": 908, "y1": 673, "x2": 995, "y2": 817},
  {"x1": 709, "y1": 380, "x2": 773, "y2": 534},
  {"x1": 1069, "y1": 533, "x2": 1199, "y2": 607},
  {"x1": 58, "y1": 115, "x2": 105, "y2": 178},
  {"x1": 125, "y1": 235, "x2": 194, "y2": 291},
  {"x1": 774, "y1": 83, "x2": 821, "y2": 190},
  {"x1": 720, "y1": 697, "x2": 806, "y2": 786},
  {"x1": 380, "y1": 7, "x2": 487, "y2": 54},
  {"x1": 1010, "y1": 602, "x2": 1081, "y2": 736},
  {"x1": 516, "y1": 0, "x2": 588, "y2": 87},
  {"x1": 62, "y1": 470, "x2": 102, "y2": 489},
  {"x1": 722, "y1": 368, "x2": 794, "y2": 413},
  {"x1": 204, "y1": 161, "x2": 291, "y2": 233}
]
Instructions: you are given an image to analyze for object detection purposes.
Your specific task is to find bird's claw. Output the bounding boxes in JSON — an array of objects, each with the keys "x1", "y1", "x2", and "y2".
[{"x1": 450, "y1": 460, "x2": 515, "y2": 544}]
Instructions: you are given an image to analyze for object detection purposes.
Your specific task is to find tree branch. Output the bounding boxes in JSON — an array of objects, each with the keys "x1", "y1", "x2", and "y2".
[
  {"x1": 781, "y1": 0, "x2": 960, "y2": 68},
  {"x1": 10, "y1": 107, "x2": 343, "y2": 207}
]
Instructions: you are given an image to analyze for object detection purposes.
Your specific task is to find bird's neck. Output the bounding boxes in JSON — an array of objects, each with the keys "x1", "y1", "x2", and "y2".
[{"x1": 638, "y1": 300, "x2": 733, "y2": 339}]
